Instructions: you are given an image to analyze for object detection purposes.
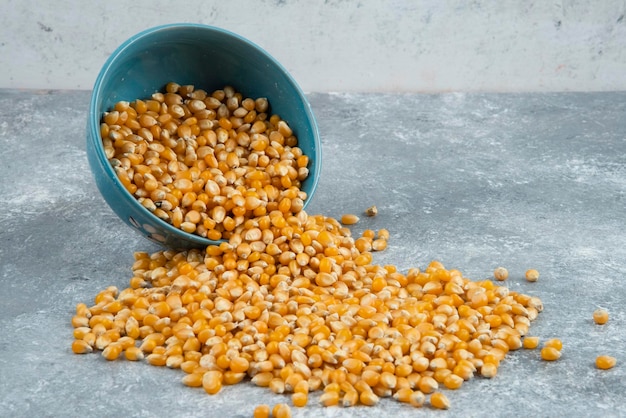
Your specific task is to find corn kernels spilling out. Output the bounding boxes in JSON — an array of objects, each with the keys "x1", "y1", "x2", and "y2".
[
  {"x1": 71, "y1": 203, "x2": 548, "y2": 411},
  {"x1": 78, "y1": 82, "x2": 559, "y2": 413}
]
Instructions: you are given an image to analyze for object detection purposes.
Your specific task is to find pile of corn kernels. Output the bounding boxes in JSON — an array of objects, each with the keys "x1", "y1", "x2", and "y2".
[{"x1": 72, "y1": 84, "x2": 614, "y2": 417}]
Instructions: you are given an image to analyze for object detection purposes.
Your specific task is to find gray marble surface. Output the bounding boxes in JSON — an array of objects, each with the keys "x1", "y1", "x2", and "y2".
[{"x1": 1, "y1": 89, "x2": 625, "y2": 417}]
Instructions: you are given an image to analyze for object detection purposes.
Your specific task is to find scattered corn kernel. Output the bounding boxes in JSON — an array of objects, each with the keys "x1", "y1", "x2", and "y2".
[
  {"x1": 493, "y1": 267, "x2": 508, "y2": 281},
  {"x1": 253, "y1": 404, "x2": 271, "y2": 418},
  {"x1": 544, "y1": 338, "x2": 563, "y2": 351},
  {"x1": 480, "y1": 362, "x2": 498, "y2": 378},
  {"x1": 340, "y1": 214, "x2": 360, "y2": 225},
  {"x1": 522, "y1": 336, "x2": 540, "y2": 349},
  {"x1": 541, "y1": 347, "x2": 562, "y2": 361},
  {"x1": 525, "y1": 269, "x2": 539, "y2": 282},
  {"x1": 430, "y1": 392, "x2": 450, "y2": 410},
  {"x1": 365, "y1": 205, "x2": 378, "y2": 217},
  {"x1": 71, "y1": 339, "x2": 93, "y2": 354},
  {"x1": 595, "y1": 355, "x2": 616, "y2": 370},
  {"x1": 292, "y1": 391, "x2": 308, "y2": 407},
  {"x1": 272, "y1": 403, "x2": 292, "y2": 418},
  {"x1": 202, "y1": 370, "x2": 223, "y2": 395},
  {"x1": 593, "y1": 309, "x2": 609, "y2": 325}
]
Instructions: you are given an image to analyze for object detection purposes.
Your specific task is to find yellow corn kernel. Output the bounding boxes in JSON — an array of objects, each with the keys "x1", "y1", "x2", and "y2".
[
  {"x1": 319, "y1": 391, "x2": 340, "y2": 406},
  {"x1": 443, "y1": 373, "x2": 464, "y2": 390},
  {"x1": 359, "y1": 390, "x2": 380, "y2": 406},
  {"x1": 223, "y1": 371, "x2": 246, "y2": 385},
  {"x1": 544, "y1": 338, "x2": 563, "y2": 351},
  {"x1": 102, "y1": 343, "x2": 123, "y2": 361},
  {"x1": 523, "y1": 336, "x2": 540, "y2": 349},
  {"x1": 593, "y1": 309, "x2": 609, "y2": 325},
  {"x1": 71, "y1": 315, "x2": 90, "y2": 328},
  {"x1": 430, "y1": 392, "x2": 450, "y2": 410},
  {"x1": 393, "y1": 387, "x2": 414, "y2": 403},
  {"x1": 202, "y1": 370, "x2": 223, "y2": 394},
  {"x1": 146, "y1": 353, "x2": 167, "y2": 366},
  {"x1": 417, "y1": 376, "x2": 438, "y2": 394},
  {"x1": 251, "y1": 372, "x2": 273, "y2": 387},
  {"x1": 541, "y1": 347, "x2": 562, "y2": 361},
  {"x1": 371, "y1": 239, "x2": 387, "y2": 251},
  {"x1": 340, "y1": 214, "x2": 360, "y2": 225},
  {"x1": 229, "y1": 356, "x2": 250, "y2": 373},
  {"x1": 252, "y1": 404, "x2": 271, "y2": 418},
  {"x1": 379, "y1": 371, "x2": 397, "y2": 389},
  {"x1": 595, "y1": 355, "x2": 616, "y2": 370},
  {"x1": 493, "y1": 267, "x2": 508, "y2": 281},
  {"x1": 71, "y1": 339, "x2": 93, "y2": 354},
  {"x1": 292, "y1": 391, "x2": 307, "y2": 407},
  {"x1": 342, "y1": 390, "x2": 359, "y2": 407},
  {"x1": 525, "y1": 269, "x2": 539, "y2": 282},
  {"x1": 124, "y1": 346, "x2": 144, "y2": 361},
  {"x1": 253, "y1": 405, "x2": 271, "y2": 418},
  {"x1": 480, "y1": 362, "x2": 498, "y2": 378},
  {"x1": 409, "y1": 390, "x2": 426, "y2": 407},
  {"x1": 269, "y1": 378, "x2": 285, "y2": 394},
  {"x1": 182, "y1": 372, "x2": 204, "y2": 387},
  {"x1": 272, "y1": 403, "x2": 292, "y2": 418}
]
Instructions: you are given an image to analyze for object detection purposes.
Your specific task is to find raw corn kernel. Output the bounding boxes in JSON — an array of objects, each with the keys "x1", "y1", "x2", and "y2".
[
  {"x1": 595, "y1": 355, "x2": 616, "y2": 370},
  {"x1": 544, "y1": 338, "x2": 563, "y2": 351},
  {"x1": 480, "y1": 362, "x2": 498, "y2": 378},
  {"x1": 253, "y1": 404, "x2": 271, "y2": 418},
  {"x1": 71, "y1": 339, "x2": 93, "y2": 354},
  {"x1": 430, "y1": 392, "x2": 450, "y2": 410},
  {"x1": 522, "y1": 336, "x2": 540, "y2": 349},
  {"x1": 525, "y1": 269, "x2": 539, "y2": 282},
  {"x1": 272, "y1": 403, "x2": 292, "y2": 418},
  {"x1": 292, "y1": 391, "x2": 308, "y2": 407},
  {"x1": 593, "y1": 309, "x2": 609, "y2": 325},
  {"x1": 493, "y1": 267, "x2": 508, "y2": 281},
  {"x1": 319, "y1": 391, "x2": 340, "y2": 407},
  {"x1": 340, "y1": 214, "x2": 360, "y2": 225},
  {"x1": 202, "y1": 370, "x2": 223, "y2": 395},
  {"x1": 541, "y1": 347, "x2": 562, "y2": 361},
  {"x1": 365, "y1": 205, "x2": 378, "y2": 217}
]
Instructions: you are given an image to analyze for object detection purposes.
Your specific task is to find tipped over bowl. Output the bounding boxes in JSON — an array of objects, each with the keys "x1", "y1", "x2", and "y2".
[{"x1": 86, "y1": 23, "x2": 321, "y2": 249}]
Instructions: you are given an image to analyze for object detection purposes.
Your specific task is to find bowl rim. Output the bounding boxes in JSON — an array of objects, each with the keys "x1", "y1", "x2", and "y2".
[{"x1": 88, "y1": 23, "x2": 321, "y2": 248}]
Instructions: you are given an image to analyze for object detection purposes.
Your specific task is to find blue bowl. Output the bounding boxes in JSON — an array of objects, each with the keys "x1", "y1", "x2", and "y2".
[{"x1": 87, "y1": 23, "x2": 321, "y2": 250}]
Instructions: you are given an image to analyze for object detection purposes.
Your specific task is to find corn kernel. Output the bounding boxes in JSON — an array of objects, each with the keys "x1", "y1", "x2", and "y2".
[
  {"x1": 493, "y1": 267, "x2": 508, "y2": 281},
  {"x1": 541, "y1": 347, "x2": 562, "y2": 361},
  {"x1": 340, "y1": 214, "x2": 360, "y2": 225},
  {"x1": 365, "y1": 205, "x2": 378, "y2": 217},
  {"x1": 525, "y1": 269, "x2": 539, "y2": 282},
  {"x1": 595, "y1": 355, "x2": 616, "y2": 370},
  {"x1": 522, "y1": 336, "x2": 540, "y2": 349},
  {"x1": 253, "y1": 405, "x2": 270, "y2": 418},
  {"x1": 430, "y1": 392, "x2": 450, "y2": 410},
  {"x1": 272, "y1": 403, "x2": 292, "y2": 418},
  {"x1": 544, "y1": 338, "x2": 563, "y2": 351},
  {"x1": 593, "y1": 309, "x2": 609, "y2": 325}
]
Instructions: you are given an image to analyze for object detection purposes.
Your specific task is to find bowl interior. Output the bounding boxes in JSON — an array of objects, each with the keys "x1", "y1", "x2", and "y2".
[{"x1": 88, "y1": 24, "x2": 321, "y2": 249}]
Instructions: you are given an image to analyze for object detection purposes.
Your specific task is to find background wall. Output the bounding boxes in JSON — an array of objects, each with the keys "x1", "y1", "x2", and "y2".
[{"x1": 1, "y1": 0, "x2": 625, "y2": 93}]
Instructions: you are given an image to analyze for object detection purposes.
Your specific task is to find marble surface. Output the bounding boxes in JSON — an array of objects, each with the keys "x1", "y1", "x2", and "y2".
[{"x1": 1, "y1": 89, "x2": 625, "y2": 417}]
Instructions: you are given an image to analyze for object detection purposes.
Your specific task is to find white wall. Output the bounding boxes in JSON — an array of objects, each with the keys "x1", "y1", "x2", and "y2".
[{"x1": 1, "y1": 0, "x2": 625, "y2": 93}]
